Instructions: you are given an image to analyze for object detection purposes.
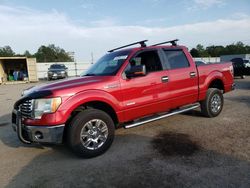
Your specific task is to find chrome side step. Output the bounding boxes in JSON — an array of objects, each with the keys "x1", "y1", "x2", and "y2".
[{"x1": 124, "y1": 103, "x2": 200, "y2": 129}]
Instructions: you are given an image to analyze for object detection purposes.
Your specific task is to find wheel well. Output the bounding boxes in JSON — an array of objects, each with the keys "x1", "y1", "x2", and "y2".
[
  {"x1": 208, "y1": 79, "x2": 224, "y2": 92},
  {"x1": 63, "y1": 101, "x2": 119, "y2": 143},
  {"x1": 69, "y1": 101, "x2": 118, "y2": 126}
]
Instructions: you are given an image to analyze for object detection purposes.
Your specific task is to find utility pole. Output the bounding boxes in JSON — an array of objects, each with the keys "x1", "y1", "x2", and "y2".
[
  {"x1": 74, "y1": 60, "x2": 77, "y2": 76},
  {"x1": 67, "y1": 51, "x2": 76, "y2": 76},
  {"x1": 91, "y1": 52, "x2": 94, "y2": 64}
]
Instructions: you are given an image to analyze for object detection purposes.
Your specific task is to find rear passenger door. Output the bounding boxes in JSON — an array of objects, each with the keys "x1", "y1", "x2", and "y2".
[{"x1": 162, "y1": 49, "x2": 199, "y2": 109}]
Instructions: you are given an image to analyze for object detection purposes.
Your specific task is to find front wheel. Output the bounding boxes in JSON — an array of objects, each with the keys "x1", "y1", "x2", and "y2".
[
  {"x1": 67, "y1": 109, "x2": 115, "y2": 158},
  {"x1": 200, "y1": 88, "x2": 224, "y2": 118}
]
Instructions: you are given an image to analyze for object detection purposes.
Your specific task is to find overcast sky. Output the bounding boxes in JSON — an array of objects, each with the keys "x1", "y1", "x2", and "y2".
[{"x1": 0, "y1": 0, "x2": 250, "y2": 62}]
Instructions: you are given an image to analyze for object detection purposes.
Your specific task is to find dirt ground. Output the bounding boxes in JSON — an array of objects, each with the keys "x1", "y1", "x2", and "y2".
[{"x1": 0, "y1": 78, "x2": 249, "y2": 188}]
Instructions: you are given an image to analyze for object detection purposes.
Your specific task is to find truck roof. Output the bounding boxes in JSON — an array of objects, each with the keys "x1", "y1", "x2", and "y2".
[
  {"x1": 115, "y1": 45, "x2": 186, "y2": 53},
  {"x1": 108, "y1": 39, "x2": 184, "y2": 53}
]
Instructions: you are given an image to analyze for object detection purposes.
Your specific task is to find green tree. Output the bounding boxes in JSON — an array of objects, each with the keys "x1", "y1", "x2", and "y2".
[
  {"x1": 191, "y1": 41, "x2": 250, "y2": 57},
  {"x1": 0, "y1": 46, "x2": 15, "y2": 56},
  {"x1": 35, "y1": 44, "x2": 73, "y2": 62},
  {"x1": 196, "y1": 44, "x2": 209, "y2": 57},
  {"x1": 206, "y1": 45, "x2": 224, "y2": 57},
  {"x1": 223, "y1": 41, "x2": 247, "y2": 55},
  {"x1": 23, "y1": 50, "x2": 33, "y2": 58},
  {"x1": 245, "y1": 45, "x2": 250, "y2": 53},
  {"x1": 190, "y1": 48, "x2": 200, "y2": 57}
]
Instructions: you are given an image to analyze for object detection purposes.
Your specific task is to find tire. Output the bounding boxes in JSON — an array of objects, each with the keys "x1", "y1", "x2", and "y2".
[
  {"x1": 200, "y1": 88, "x2": 224, "y2": 118},
  {"x1": 67, "y1": 109, "x2": 115, "y2": 158}
]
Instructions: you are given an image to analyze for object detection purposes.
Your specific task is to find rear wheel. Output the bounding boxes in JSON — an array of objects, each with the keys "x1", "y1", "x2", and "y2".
[
  {"x1": 67, "y1": 109, "x2": 115, "y2": 158},
  {"x1": 200, "y1": 88, "x2": 224, "y2": 118}
]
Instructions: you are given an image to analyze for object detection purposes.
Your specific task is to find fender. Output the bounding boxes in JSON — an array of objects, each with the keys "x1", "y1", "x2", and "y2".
[
  {"x1": 199, "y1": 70, "x2": 225, "y2": 101},
  {"x1": 57, "y1": 89, "x2": 123, "y2": 123}
]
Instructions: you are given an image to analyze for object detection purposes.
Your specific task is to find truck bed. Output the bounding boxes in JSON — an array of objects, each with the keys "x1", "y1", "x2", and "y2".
[{"x1": 197, "y1": 62, "x2": 234, "y2": 101}]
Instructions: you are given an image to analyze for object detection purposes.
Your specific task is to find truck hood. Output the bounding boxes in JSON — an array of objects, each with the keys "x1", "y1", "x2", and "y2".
[{"x1": 23, "y1": 76, "x2": 114, "y2": 97}]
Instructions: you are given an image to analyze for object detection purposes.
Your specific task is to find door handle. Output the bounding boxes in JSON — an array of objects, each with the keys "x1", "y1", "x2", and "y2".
[
  {"x1": 161, "y1": 76, "x2": 169, "y2": 82},
  {"x1": 190, "y1": 72, "x2": 196, "y2": 78}
]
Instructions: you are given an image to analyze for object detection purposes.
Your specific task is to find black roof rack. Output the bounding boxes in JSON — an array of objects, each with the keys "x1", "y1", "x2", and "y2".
[
  {"x1": 151, "y1": 39, "x2": 179, "y2": 47},
  {"x1": 108, "y1": 40, "x2": 148, "y2": 53}
]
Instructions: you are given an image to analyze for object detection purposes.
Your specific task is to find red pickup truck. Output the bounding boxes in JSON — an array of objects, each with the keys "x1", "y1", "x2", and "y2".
[{"x1": 12, "y1": 40, "x2": 234, "y2": 158}]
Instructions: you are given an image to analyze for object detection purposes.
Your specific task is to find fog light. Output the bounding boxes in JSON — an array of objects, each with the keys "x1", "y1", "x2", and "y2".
[{"x1": 35, "y1": 131, "x2": 43, "y2": 140}]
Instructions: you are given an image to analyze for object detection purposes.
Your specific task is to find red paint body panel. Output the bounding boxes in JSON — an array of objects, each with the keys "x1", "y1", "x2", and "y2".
[
  {"x1": 197, "y1": 63, "x2": 234, "y2": 100},
  {"x1": 23, "y1": 45, "x2": 234, "y2": 126}
]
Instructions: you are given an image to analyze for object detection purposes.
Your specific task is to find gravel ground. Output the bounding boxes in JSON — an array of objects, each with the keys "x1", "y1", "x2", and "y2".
[{"x1": 0, "y1": 78, "x2": 250, "y2": 188}]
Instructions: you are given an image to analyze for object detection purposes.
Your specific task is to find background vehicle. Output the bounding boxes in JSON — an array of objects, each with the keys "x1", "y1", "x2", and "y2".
[
  {"x1": 231, "y1": 58, "x2": 250, "y2": 79},
  {"x1": 47, "y1": 64, "x2": 68, "y2": 80},
  {"x1": 195, "y1": 60, "x2": 206, "y2": 66},
  {"x1": 12, "y1": 39, "x2": 234, "y2": 158}
]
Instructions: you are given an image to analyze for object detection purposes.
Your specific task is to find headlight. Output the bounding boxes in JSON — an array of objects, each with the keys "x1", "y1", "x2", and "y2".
[
  {"x1": 32, "y1": 97, "x2": 62, "y2": 119},
  {"x1": 61, "y1": 71, "x2": 65, "y2": 74}
]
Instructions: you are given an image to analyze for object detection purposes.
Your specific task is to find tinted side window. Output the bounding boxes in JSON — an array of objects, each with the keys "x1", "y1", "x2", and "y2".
[
  {"x1": 164, "y1": 50, "x2": 190, "y2": 69},
  {"x1": 131, "y1": 50, "x2": 162, "y2": 73}
]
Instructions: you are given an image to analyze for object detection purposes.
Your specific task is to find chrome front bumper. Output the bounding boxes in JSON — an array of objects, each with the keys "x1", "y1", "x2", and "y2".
[{"x1": 12, "y1": 110, "x2": 65, "y2": 144}]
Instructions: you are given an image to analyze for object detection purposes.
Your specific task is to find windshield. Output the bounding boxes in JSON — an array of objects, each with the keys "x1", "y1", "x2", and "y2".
[
  {"x1": 50, "y1": 64, "x2": 65, "y2": 69},
  {"x1": 83, "y1": 50, "x2": 131, "y2": 76}
]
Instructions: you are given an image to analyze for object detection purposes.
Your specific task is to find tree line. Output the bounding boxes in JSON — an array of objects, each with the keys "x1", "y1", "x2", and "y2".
[
  {"x1": 190, "y1": 41, "x2": 250, "y2": 57},
  {"x1": 0, "y1": 44, "x2": 73, "y2": 62},
  {"x1": 1, "y1": 41, "x2": 250, "y2": 61}
]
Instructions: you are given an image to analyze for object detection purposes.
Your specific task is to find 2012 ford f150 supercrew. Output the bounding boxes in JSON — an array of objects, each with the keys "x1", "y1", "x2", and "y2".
[{"x1": 12, "y1": 39, "x2": 234, "y2": 158}]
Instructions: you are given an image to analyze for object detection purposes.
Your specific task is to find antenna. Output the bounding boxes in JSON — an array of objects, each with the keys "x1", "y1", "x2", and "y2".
[
  {"x1": 151, "y1": 39, "x2": 179, "y2": 46},
  {"x1": 91, "y1": 52, "x2": 94, "y2": 64},
  {"x1": 108, "y1": 40, "x2": 148, "y2": 52}
]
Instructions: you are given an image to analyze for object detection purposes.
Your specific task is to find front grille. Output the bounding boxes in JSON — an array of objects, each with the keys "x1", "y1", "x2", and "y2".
[{"x1": 20, "y1": 100, "x2": 33, "y2": 118}]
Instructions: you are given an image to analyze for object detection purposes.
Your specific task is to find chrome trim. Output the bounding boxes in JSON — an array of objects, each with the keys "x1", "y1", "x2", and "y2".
[
  {"x1": 211, "y1": 94, "x2": 222, "y2": 113},
  {"x1": 12, "y1": 109, "x2": 65, "y2": 144},
  {"x1": 26, "y1": 124, "x2": 65, "y2": 129},
  {"x1": 20, "y1": 100, "x2": 33, "y2": 118},
  {"x1": 161, "y1": 76, "x2": 169, "y2": 82},
  {"x1": 124, "y1": 103, "x2": 200, "y2": 129},
  {"x1": 80, "y1": 119, "x2": 108, "y2": 150},
  {"x1": 126, "y1": 102, "x2": 136, "y2": 106},
  {"x1": 104, "y1": 84, "x2": 119, "y2": 89},
  {"x1": 13, "y1": 109, "x2": 32, "y2": 144},
  {"x1": 190, "y1": 72, "x2": 196, "y2": 77}
]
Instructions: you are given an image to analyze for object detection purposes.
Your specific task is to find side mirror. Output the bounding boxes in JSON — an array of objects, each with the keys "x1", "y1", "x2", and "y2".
[{"x1": 125, "y1": 65, "x2": 146, "y2": 79}]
